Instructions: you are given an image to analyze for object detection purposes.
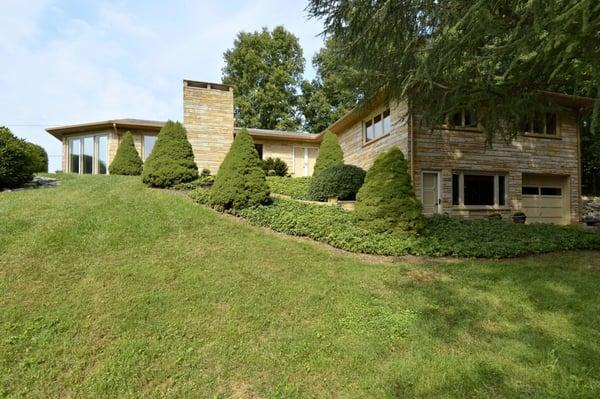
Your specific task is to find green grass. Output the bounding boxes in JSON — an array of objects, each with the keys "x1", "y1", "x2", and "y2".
[{"x1": 1, "y1": 175, "x2": 600, "y2": 397}]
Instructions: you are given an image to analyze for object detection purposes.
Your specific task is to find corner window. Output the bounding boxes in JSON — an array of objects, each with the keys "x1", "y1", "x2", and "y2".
[
  {"x1": 68, "y1": 134, "x2": 108, "y2": 175},
  {"x1": 522, "y1": 113, "x2": 557, "y2": 136},
  {"x1": 364, "y1": 108, "x2": 391, "y2": 143},
  {"x1": 452, "y1": 172, "x2": 507, "y2": 207}
]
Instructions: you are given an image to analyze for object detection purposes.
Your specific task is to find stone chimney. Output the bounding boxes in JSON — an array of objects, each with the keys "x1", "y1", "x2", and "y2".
[{"x1": 183, "y1": 80, "x2": 234, "y2": 174}]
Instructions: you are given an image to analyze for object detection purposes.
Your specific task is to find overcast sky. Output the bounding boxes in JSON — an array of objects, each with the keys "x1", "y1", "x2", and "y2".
[{"x1": 0, "y1": 0, "x2": 325, "y2": 172}]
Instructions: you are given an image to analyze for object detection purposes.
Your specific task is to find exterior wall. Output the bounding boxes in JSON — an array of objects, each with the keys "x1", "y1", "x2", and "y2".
[
  {"x1": 412, "y1": 110, "x2": 581, "y2": 223},
  {"x1": 183, "y1": 82, "x2": 234, "y2": 174},
  {"x1": 336, "y1": 101, "x2": 410, "y2": 170},
  {"x1": 254, "y1": 139, "x2": 319, "y2": 176}
]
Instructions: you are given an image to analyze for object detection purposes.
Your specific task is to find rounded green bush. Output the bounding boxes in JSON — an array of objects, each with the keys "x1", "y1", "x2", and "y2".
[
  {"x1": 308, "y1": 164, "x2": 366, "y2": 201},
  {"x1": 109, "y1": 132, "x2": 143, "y2": 176},
  {"x1": 313, "y1": 130, "x2": 343, "y2": 176},
  {"x1": 141, "y1": 121, "x2": 198, "y2": 187},
  {"x1": 209, "y1": 128, "x2": 270, "y2": 211},
  {"x1": 0, "y1": 127, "x2": 36, "y2": 188},
  {"x1": 262, "y1": 157, "x2": 288, "y2": 176},
  {"x1": 26, "y1": 143, "x2": 48, "y2": 173},
  {"x1": 354, "y1": 147, "x2": 423, "y2": 233}
]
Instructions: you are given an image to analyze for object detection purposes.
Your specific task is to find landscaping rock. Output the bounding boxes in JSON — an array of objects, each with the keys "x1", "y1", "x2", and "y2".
[
  {"x1": 582, "y1": 196, "x2": 600, "y2": 227},
  {"x1": 2, "y1": 176, "x2": 60, "y2": 193}
]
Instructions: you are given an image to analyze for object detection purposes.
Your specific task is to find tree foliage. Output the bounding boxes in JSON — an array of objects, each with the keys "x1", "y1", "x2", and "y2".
[
  {"x1": 308, "y1": 0, "x2": 600, "y2": 141},
  {"x1": 209, "y1": 128, "x2": 270, "y2": 211},
  {"x1": 313, "y1": 130, "x2": 343, "y2": 176},
  {"x1": 141, "y1": 121, "x2": 198, "y2": 187},
  {"x1": 354, "y1": 148, "x2": 423, "y2": 233},
  {"x1": 26, "y1": 143, "x2": 48, "y2": 173},
  {"x1": 109, "y1": 132, "x2": 143, "y2": 176},
  {"x1": 0, "y1": 127, "x2": 36, "y2": 188},
  {"x1": 222, "y1": 26, "x2": 304, "y2": 131},
  {"x1": 581, "y1": 118, "x2": 600, "y2": 195}
]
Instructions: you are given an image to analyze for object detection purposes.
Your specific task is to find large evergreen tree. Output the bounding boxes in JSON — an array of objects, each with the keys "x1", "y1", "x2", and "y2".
[
  {"x1": 308, "y1": 0, "x2": 600, "y2": 140},
  {"x1": 222, "y1": 26, "x2": 304, "y2": 131}
]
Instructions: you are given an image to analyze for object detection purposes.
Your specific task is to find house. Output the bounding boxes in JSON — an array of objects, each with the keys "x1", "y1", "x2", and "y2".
[{"x1": 46, "y1": 79, "x2": 596, "y2": 224}]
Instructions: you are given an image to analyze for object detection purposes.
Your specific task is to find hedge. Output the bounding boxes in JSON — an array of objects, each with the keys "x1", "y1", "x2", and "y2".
[{"x1": 308, "y1": 164, "x2": 366, "y2": 201}]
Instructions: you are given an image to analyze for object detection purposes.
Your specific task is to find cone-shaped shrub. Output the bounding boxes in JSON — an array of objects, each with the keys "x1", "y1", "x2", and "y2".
[
  {"x1": 209, "y1": 128, "x2": 270, "y2": 211},
  {"x1": 313, "y1": 130, "x2": 343, "y2": 176},
  {"x1": 141, "y1": 121, "x2": 198, "y2": 187},
  {"x1": 109, "y1": 132, "x2": 143, "y2": 175},
  {"x1": 354, "y1": 147, "x2": 423, "y2": 233}
]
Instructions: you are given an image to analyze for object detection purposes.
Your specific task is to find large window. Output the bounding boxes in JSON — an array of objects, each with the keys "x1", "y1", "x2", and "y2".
[
  {"x1": 68, "y1": 134, "x2": 108, "y2": 174},
  {"x1": 452, "y1": 172, "x2": 507, "y2": 207},
  {"x1": 522, "y1": 113, "x2": 557, "y2": 136},
  {"x1": 143, "y1": 135, "x2": 157, "y2": 161},
  {"x1": 365, "y1": 108, "x2": 391, "y2": 143}
]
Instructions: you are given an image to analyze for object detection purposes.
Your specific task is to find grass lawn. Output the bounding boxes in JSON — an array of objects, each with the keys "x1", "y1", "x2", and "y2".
[{"x1": 1, "y1": 175, "x2": 600, "y2": 397}]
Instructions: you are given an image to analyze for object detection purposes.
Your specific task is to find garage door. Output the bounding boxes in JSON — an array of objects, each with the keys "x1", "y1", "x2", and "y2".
[{"x1": 521, "y1": 175, "x2": 568, "y2": 224}]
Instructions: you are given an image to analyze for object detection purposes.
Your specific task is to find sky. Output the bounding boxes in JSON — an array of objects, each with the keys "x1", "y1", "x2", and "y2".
[{"x1": 0, "y1": 0, "x2": 325, "y2": 172}]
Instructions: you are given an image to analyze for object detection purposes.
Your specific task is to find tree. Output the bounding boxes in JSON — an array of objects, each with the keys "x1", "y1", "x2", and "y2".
[
  {"x1": 299, "y1": 38, "x2": 361, "y2": 133},
  {"x1": 222, "y1": 26, "x2": 304, "y2": 131},
  {"x1": 581, "y1": 118, "x2": 600, "y2": 195},
  {"x1": 0, "y1": 127, "x2": 35, "y2": 188},
  {"x1": 354, "y1": 148, "x2": 423, "y2": 233},
  {"x1": 141, "y1": 121, "x2": 198, "y2": 187},
  {"x1": 209, "y1": 128, "x2": 270, "y2": 211},
  {"x1": 313, "y1": 130, "x2": 343, "y2": 176},
  {"x1": 26, "y1": 143, "x2": 48, "y2": 173},
  {"x1": 109, "y1": 132, "x2": 143, "y2": 176},
  {"x1": 308, "y1": 0, "x2": 600, "y2": 141}
]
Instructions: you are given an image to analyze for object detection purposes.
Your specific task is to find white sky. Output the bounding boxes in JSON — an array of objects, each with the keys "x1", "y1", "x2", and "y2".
[{"x1": 0, "y1": 0, "x2": 325, "y2": 172}]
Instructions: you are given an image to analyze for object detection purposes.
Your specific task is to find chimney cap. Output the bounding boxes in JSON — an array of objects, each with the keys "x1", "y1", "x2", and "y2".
[{"x1": 184, "y1": 79, "x2": 233, "y2": 92}]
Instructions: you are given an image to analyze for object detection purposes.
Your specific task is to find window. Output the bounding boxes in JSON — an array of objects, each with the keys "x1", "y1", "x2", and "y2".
[
  {"x1": 541, "y1": 187, "x2": 561, "y2": 196},
  {"x1": 449, "y1": 109, "x2": 478, "y2": 128},
  {"x1": 452, "y1": 172, "x2": 507, "y2": 207},
  {"x1": 522, "y1": 186, "x2": 539, "y2": 195},
  {"x1": 364, "y1": 108, "x2": 391, "y2": 142},
  {"x1": 67, "y1": 134, "x2": 108, "y2": 174},
  {"x1": 254, "y1": 144, "x2": 263, "y2": 159},
  {"x1": 522, "y1": 113, "x2": 558, "y2": 136},
  {"x1": 143, "y1": 135, "x2": 157, "y2": 161}
]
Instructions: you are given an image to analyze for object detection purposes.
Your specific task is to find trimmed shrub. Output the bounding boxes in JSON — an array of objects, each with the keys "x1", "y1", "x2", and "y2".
[
  {"x1": 209, "y1": 128, "x2": 270, "y2": 211},
  {"x1": 0, "y1": 127, "x2": 35, "y2": 188},
  {"x1": 109, "y1": 132, "x2": 143, "y2": 175},
  {"x1": 26, "y1": 143, "x2": 48, "y2": 173},
  {"x1": 308, "y1": 164, "x2": 366, "y2": 201},
  {"x1": 262, "y1": 157, "x2": 288, "y2": 176},
  {"x1": 354, "y1": 147, "x2": 423, "y2": 233},
  {"x1": 313, "y1": 130, "x2": 343, "y2": 176},
  {"x1": 200, "y1": 168, "x2": 211, "y2": 177},
  {"x1": 141, "y1": 121, "x2": 198, "y2": 187},
  {"x1": 267, "y1": 176, "x2": 312, "y2": 200}
]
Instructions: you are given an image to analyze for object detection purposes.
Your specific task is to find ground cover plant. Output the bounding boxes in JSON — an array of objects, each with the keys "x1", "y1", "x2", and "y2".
[
  {"x1": 108, "y1": 132, "x2": 143, "y2": 176},
  {"x1": 266, "y1": 176, "x2": 312, "y2": 200},
  {"x1": 2, "y1": 174, "x2": 600, "y2": 397}
]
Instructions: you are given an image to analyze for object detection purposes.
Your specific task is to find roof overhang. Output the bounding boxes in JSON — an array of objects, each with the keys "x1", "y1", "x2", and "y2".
[
  {"x1": 235, "y1": 127, "x2": 322, "y2": 143},
  {"x1": 538, "y1": 91, "x2": 597, "y2": 111},
  {"x1": 46, "y1": 119, "x2": 165, "y2": 140}
]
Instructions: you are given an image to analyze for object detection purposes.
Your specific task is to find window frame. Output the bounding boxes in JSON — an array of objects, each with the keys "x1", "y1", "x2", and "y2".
[
  {"x1": 439, "y1": 109, "x2": 482, "y2": 131},
  {"x1": 522, "y1": 112, "x2": 560, "y2": 138},
  {"x1": 451, "y1": 171, "x2": 509, "y2": 209},
  {"x1": 363, "y1": 107, "x2": 392, "y2": 145},
  {"x1": 67, "y1": 133, "x2": 109, "y2": 175}
]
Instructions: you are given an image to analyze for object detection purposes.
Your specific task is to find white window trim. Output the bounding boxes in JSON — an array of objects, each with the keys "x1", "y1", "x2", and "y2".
[
  {"x1": 452, "y1": 171, "x2": 509, "y2": 209},
  {"x1": 67, "y1": 133, "x2": 109, "y2": 175}
]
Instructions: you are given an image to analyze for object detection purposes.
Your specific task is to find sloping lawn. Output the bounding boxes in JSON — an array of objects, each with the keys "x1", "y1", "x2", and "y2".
[{"x1": 1, "y1": 175, "x2": 600, "y2": 397}]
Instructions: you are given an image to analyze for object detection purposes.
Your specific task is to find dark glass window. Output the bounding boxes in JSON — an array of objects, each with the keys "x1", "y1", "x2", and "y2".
[
  {"x1": 464, "y1": 175, "x2": 494, "y2": 205},
  {"x1": 545, "y1": 113, "x2": 557, "y2": 135},
  {"x1": 464, "y1": 110, "x2": 478, "y2": 127},
  {"x1": 541, "y1": 187, "x2": 561, "y2": 196},
  {"x1": 254, "y1": 144, "x2": 263, "y2": 159},
  {"x1": 498, "y1": 175, "x2": 506, "y2": 206},
  {"x1": 522, "y1": 186, "x2": 539, "y2": 195},
  {"x1": 452, "y1": 174, "x2": 460, "y2": 205},
  {"x1": 451, "y1": 112, "x2": 463, "y2": 126}
]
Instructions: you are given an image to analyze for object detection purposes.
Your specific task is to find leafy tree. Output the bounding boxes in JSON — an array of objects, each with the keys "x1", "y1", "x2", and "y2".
[
  {"x1": 26, "y1": 143, "x2": 48, "y2": 173},
  {"x1": 581, "y1": 118, "x2": 600, "y2": 195},
  {"x1": 222, "y1": 26, "x2": 304, "y2": 131},
  {"x1": 0, "y1": 127, "x2": 35, "y2": 188},
  {"x1": 313, "y1": 130, "x2": 343, "y2": 176},
  {"x1": 141, "y1": 121, "x2": 198, "y2": 187},
  {"x1": 354, "y1": 148, "x2": 423, "y2": 233},
  {"x1": 308, "y1": 0, "x2": 600, "y2": 141},
  {"x1": 109, "y1": 132, "x2": 143, "y2": 176},
  {"x1": 299, "y1": 38, "x2": 361, "y2": 133},
  {"x1": 209, "y1": 128, "x2": 270, "y2": 211}
]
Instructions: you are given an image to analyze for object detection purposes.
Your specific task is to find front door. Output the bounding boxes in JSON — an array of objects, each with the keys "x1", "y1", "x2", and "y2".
[{"x1": 422, "y1": 172, "x2": 440, "y2": 215}]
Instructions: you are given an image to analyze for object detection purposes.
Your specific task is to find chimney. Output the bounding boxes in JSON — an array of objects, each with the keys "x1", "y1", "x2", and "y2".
[{"x1": 183, "y1": 80, "x2": 234, "y2": 174}]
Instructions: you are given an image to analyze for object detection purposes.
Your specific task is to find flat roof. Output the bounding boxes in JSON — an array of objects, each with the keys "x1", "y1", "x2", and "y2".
[
  {"x1": 235, "y1": 127, "x2": 322, "y2": 143},
  {"x1": 46, "y1": 119, "x2": 165, "y2": 140}
]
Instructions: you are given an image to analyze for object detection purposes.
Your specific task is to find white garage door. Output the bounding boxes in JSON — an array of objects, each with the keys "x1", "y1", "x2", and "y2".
[{"x1": 521, "y1": 175, "x2": 568, "y2": 224}]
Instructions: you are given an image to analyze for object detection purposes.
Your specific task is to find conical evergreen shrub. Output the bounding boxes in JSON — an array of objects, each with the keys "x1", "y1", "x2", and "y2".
[
  {"x1": 209, "y1": 128, "x2": 270, "y2": 211},
  {"x1": 354, "y1": 147, "x2": 423, "y2": 233},
  {"x1": 109, "y1": 132, "x2": 143, "y2": 175},
  {"x1": 313, "y1": 130, "x2": 343, "y2": 176},
  {"x1": 141, "y1": 121, "x2": 198, "y2": 187}
]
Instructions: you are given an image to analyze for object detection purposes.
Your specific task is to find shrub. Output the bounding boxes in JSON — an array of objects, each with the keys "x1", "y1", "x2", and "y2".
[
  {"x1": 267, "y1": 176, "x2": 312, "y2": 200},
  {"x1": 308, "y1": 164, "x2": 366, "y2": 201},
  {"x1": 0, "y1": 127, "x2": 35, "y2": 188},
  {"x1": 109, "y1": 132, "x2": 143, "y2": 176},
  {"x1": 26, "y1": 143, "x2": 48, "y2": 173},
  {"x1": 354, "y1": 147, "x2": 423, "y2": 233},
  {"x1": 141, "y1": 121, "x2": 198, "y2": 187},
  {"x1": 209, "y1": 128, "x2": 270, "y2": 211},
  {"x1": 262, "y1": 157, "x2": 288, "y2": 176},
  {"x1": 200, "y1": 168, "x2": 211, "y2": 177},
  {"x1": 313, "y1": 130, "x2": 343, "y2": 176}
]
